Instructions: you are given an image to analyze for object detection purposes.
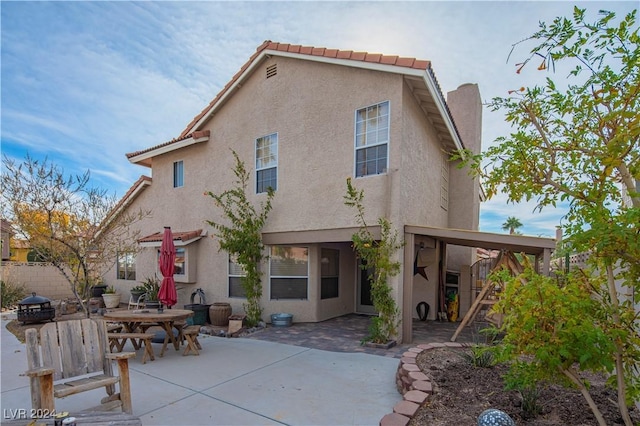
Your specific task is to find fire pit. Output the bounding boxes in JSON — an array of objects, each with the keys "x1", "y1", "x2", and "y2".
[{"x1": 17, "y1": 293, "x2": 56, "y2": 324}]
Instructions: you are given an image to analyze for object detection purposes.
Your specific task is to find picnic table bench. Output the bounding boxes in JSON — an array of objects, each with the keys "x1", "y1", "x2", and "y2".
[{"x1": 107, "y1": 332, "x2": 155, "y2": 364}]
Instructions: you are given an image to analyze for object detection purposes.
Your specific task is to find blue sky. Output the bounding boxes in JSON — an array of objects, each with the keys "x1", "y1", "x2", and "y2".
[{"x1": 2, "y1": 1, "x2": 636, "y2": 238}]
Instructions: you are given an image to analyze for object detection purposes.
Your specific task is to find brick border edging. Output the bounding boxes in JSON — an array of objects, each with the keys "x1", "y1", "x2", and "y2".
[{"x1": 379, "y1": 342, "x2": 466, "y2": 426}]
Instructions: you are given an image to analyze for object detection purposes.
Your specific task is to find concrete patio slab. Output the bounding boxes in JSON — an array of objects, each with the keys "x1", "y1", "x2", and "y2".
[{"x1": 1, "y1": 316, "x2": 400, "y2": 425}]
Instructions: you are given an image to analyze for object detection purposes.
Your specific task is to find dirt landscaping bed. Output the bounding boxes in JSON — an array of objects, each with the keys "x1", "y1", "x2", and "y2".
[{"x1": 408, "y1": 347, "x2": 639, "y2": 426}]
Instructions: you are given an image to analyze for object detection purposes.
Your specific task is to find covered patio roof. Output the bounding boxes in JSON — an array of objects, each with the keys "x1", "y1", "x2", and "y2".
[{"x1": 405, "y1": 225, "x2": 556, "y2": 255}]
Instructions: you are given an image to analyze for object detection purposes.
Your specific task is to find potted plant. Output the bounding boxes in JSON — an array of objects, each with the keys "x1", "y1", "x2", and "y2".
[
  {"x1": 130, "y1": 284, "x2": 146, "y2": 303},
  {"x1": 102, "y1": 285, "x2": 121, "y2": 309},
  {"x1": 141, "y1": 276, "x2": 160, "y2": 309},
  {"x1": 90, "y1": 277, "x2": 108, "y2": 298}
]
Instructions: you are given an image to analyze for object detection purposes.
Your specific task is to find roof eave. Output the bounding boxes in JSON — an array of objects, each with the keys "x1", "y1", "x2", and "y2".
[
  {"x1": 139, "y1": 230, "x2": 208, "y2": 248},
  {"x1": 421, "y1": 71, "x2": 465, "y2": 153},
  {"x1": 128, "y1": 134, "x2": 210, "y2": 167}
]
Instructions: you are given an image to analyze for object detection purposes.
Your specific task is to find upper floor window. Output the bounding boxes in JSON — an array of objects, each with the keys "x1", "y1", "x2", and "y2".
[
  {"x1": 173, "y1": 160, "x2": 184, "y2": 188},
  {"x1": 256, "y1": 133, "x2": 278, "y2": 193},
  {"x1": 116, "y1": 251, "x2": 136, "y2": 280},
  {"x1": 355, "y1": 101, "x2": 389, "y2": 177}
]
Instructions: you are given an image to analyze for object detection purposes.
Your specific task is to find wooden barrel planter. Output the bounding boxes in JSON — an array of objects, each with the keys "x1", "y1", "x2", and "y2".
[{"x1": 209, "y1": 303, "x2": 232, "y2": 326}]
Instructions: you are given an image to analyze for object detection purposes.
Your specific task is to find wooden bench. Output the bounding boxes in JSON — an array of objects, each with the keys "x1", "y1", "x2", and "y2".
[
  {"x1": 107, "y1": 323, "x2": 123, "y2": 333},
  {"x1": 25, "y1": 318, "x2": 135, "y2": 414},
  {"x1": 108, "y1": 332, "x2": 155, "y2": 364},
  {"x1": 182, "y1": 325, "x2": 202, "y2": 356}
]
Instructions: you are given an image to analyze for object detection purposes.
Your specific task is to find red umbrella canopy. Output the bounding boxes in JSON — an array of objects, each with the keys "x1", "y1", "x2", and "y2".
[{"x1": 158, "y1": 227, "x2": 177, "y2": 307}]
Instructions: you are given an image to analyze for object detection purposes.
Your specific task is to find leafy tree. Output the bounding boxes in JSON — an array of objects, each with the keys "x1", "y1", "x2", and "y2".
[
  {"x1": 344, "y1": 177, "x2": 403, "y2": 344},
  {"x1": 459, "y1": 8, "x2": 639, "y2": 424},
  {"x1": 501, "y1": 216, "x2": 523, "y2": 234},
  {"x1": 205, "y1": 150, "x2": 274, "y2": 327},
  {"x1": 1, "y1": 154, "x2": 148, "y2": 316}
]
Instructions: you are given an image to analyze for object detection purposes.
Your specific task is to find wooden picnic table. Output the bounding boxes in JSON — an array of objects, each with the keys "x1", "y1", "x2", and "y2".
[{"x1": 102, "y1": 309, "x2": 194, "y2": 357}]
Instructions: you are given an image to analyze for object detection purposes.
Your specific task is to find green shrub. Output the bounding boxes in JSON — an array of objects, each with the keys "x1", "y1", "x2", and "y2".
[
  {"x1": 1, "y1": 280, "x2": 26, "y2": 309},
  {"x1": 457, "y1": 345, "x2": 496, "y2": 368}
]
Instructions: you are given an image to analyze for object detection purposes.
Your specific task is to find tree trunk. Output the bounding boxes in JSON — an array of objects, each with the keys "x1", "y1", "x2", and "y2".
[
  {"x1": 606, "y1": 265, "x2": 633, "y2": 426},
  {"x1": 561, "y1": 367, "x2": 607, "y2": 426}
]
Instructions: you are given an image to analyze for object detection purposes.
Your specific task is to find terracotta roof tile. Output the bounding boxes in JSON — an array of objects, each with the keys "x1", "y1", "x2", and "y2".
[
  {"x1": 380, "y1": 55, "x2": 399, "y2": 65},
  {"x1": 395, "y1": 57, "x2": 416, "y2": 67},
  {"x1": 413, "y1": 59, "x2": 430, "y2": 69},
  {"x1": 324, "y1": 49, "x2": 339, "y2": 58},
  {"x1": 350, "y1": 51, "x2": 366, "y2": 61},
  {"x1": 364, "y1": 53, "x2": 382, "y2": 63},
  {"x1": 299, "y1": 46, "x2": 313, "y2": 54},
  {"x1": 138, "y1": 229, "x2": 203, "y2": 244},
  {"x1": 311, "y1": 47, "x2": 325, "y2": 56}
]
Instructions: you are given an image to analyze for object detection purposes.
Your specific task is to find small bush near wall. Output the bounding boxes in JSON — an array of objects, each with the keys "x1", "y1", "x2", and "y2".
[{"x1": 1, "y1": 279, "x2": 26, "y2": 309}]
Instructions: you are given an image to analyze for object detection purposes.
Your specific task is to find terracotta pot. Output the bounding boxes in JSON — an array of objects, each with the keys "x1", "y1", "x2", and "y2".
[{"x1": 209, "y1": 303, "x2": 232, "y2": 326}]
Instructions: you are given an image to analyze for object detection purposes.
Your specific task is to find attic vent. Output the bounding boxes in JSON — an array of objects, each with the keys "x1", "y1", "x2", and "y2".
[{"x1": 266, "y1": 64, "x2": 277, "y2": 79}]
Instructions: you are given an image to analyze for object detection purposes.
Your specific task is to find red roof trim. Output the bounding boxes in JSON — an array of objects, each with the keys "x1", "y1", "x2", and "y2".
[{"x1": 138, "y1": 229, "x2": 203, "y2": 243}]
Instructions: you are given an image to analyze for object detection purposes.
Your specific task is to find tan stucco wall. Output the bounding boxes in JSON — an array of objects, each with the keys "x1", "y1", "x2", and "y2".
[{"x1": 104, "y1": 57, "x2": 482, "y2": 328}]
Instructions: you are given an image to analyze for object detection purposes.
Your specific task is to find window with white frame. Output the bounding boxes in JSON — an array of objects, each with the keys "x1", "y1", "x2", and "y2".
[
  {"x1": 355, "y1": 101, "x2": 389, "y2": 177},
  {"x1": 321, "y1": 248, "x2": 339, "y2": 299},
  {"x1": 116, "y1": 251, "x2": 136, "y2": 280},
  {"x1": 173, "y1": 160, "x2": 184, "y2": 188},
  {"x1": 440, "y1": 154, "x2": 449, "y2": 211},
  {"x1": 256, "y1": 133, "x2": 278, "y2": 193},
  {"x1": 270, "y1": 246, "x2": 308, "y2": 299},
  {"x1": 228, "y1": 254, "x2": 246, "y2": 298},
  {"x1": 156, "y1": 247, "x2": 185, "y2": 275}
]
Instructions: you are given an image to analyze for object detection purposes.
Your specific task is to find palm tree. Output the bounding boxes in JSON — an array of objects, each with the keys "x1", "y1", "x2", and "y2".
[{"x1": 502, "y1": 216, "x2": 523, "y2": 234}]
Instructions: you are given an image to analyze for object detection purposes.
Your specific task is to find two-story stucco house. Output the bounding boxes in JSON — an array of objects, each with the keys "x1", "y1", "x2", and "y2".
[{"x1": 102, "y1": 41, "x2": 555, "y2": 343}]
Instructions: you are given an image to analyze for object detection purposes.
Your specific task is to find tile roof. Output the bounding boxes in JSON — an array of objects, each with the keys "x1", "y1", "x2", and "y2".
[
  {"x1": 138, "y1": 229, "x2": 203, "y2": 243},
  {"x1": 179, "y1": 40, "x2": 432, "y2": 138},
  {"x1": 100, "y1": 175, "x2": 151, "y2": 230},
  {"x1": 125, "y1": 130, "x2": 210, "y2": 160}
]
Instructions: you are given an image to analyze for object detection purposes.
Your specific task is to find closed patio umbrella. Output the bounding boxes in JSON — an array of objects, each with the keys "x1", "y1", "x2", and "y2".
[{"x1": 158, "y1": 226, "x2": 177, "y2": 308}]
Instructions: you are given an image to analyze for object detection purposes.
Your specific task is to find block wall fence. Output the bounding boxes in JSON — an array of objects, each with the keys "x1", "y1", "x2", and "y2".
[{"x1": 1, "y1": 262, "x2": 75, "y2": 300}]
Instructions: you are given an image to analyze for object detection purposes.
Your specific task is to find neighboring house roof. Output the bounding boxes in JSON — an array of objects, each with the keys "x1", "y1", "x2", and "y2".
[
  {"x1": 127, "y1": 40, "x2": 464, "y2": 167},
  {"x1": 12, "y1": 239, "x2": 30, "y2": 250},
  {"x1": 138, "y1": 229, "x2": 206, "y2": 247},
  {"x1": 1, "y1": 219, "x2": 14, "y2": 236}
]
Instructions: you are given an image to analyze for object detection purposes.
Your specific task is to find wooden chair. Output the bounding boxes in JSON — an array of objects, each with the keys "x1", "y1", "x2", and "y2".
[
  {"x1": 128, "y1": 294, "x2": 145, "y2": 310},
  {"x1": 25, "y1": 318, "x2": 135, "y2": 414}
]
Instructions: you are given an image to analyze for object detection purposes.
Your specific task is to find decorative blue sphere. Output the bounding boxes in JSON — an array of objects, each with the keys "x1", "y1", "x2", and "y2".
[{"x1": 477, "y1": 408, "x2": 516, "y2": 426}]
